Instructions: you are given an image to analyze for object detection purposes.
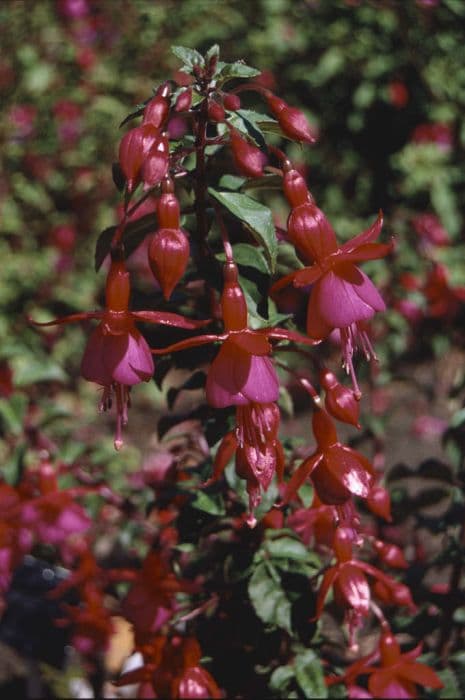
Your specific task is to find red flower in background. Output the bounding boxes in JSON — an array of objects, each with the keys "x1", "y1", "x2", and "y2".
[
  {"x1": 330, "y1": 627, "x2": 443, "y2": 699},
  {"x1": 116, "y1": 636, "x2": 222, "y2": 699}
]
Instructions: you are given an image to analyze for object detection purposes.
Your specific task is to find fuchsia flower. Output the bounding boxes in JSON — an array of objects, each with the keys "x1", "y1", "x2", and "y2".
[
  {"x1": 273, "y1": 165, "x2": 392, "y2": 393},
  {"x1": 31, "y1": 253, "x2": 208, "y2": 448},
  {"x1": 152, "y1": 261, "x2": 317, "y2": 408},
  {"x1": 152, "y1": 260, "x2": 315, "y2": 521},
  {"x1": 314, "y1": 528, "x2": 415, "y2": 636},
  {"x1": 330, "y1": 627, "x2": 443, "y2": 699},
  {"x1": 283, "y1": 408, "x2": 374, "y2": 506},
  {"x1": 122, "y1": 552, "x2": 188, "y2": 644},
  {"x1": 116, "y1": 636, "x2": 222, "y2": 699},
  {"x1": 207, "y1": 402, "x2": 285, "y2": 526}
]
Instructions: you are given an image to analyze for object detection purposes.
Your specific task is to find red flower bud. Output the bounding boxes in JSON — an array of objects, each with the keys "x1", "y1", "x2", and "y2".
[
  {"x1": 223, "y1": 93, "x2": 241, "y2": 111},
  {"x1": 148, "y1": 228, "x2": 189, "y2": 300},
  {"x1": 175, "y1": 87, "x2": 192, "y2": 112},
  {"x1": 141, "y1": 133, "x2": 169, "y2": 189},
  {"x1": 207, "y1": 99, "x2": 226, "y2": 123},
  {"x1": 283, "y1": 166, "x2": 313, "y2": 208},
  {"x1": 143, "y1": 95, "x2": 170, "y2": 129},
  {"x1": 229, "y1": 127, "x2": 266, "y2": 178},
  {"x1": 373, "y1": 539, "x2": 408, "y2": 568},
  {"x1": 366, "y1": 485, "x2": 392, "y2": 521},
  {"x1": 155, "y1": 81, "x2": 171, "y2": 99},
  {"x1": 320, "y1": 369, "x2": 361, "y2": 427},
  {"x1": 266, "y1": 93, "x2": 317, "y2": 143},
  {"x1": 118, "y1": 124, "x2": 159, "y2": 192}
]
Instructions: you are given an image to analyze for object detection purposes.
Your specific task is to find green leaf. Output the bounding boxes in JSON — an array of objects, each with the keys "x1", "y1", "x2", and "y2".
[
  {"x1": 14, "y1": 357, "x2": 67, "y2": 386},
  {"x1": 191, "y1": 490, "x2": 225, "y2": 516},
  {"x1": 216, "y1": 61, "x2": 261, "y2": 83},
  {"x1": 228, "y1": 110, "x2": 267, "y2": 148},
  {"x1": 248, "y1": 561, "x2": 292, "y2": 632},
  {"x1": 265, "y1": 535, "x2": 310, "y2": 562},
  {"x1": 119, "y1": 102, "x2": 146, "y2": 128},
  {"x1": 208, "y1": 189, "x2": 277, "y2": 272},
  {"x1": 295, "y1": 649, "x2": 328, "y2": 699},
  {"x1": 216, "y1": 243, "x2": 270, "y2": 274},
  {"x1": 0, "y1": 393, "x2": 28, "y2": 436},
  {"x1": 94, "y1": 213, "x2": 158, "y2": 271},
  {"x1": 205, "y1": 44, "x2": 220, "y2": 63},
  {"x1": 94, "y1": 225, "x2": 116, "y2": 271},
  {"x1": 218, "y1": 174, "x2": 246, "y2": 191},
  {"x1": 269, "y1": 665, "x2": 296, "y2": 697},
  {"x1": 172, "y1": 45, "x2": 205, "y2": 68}
]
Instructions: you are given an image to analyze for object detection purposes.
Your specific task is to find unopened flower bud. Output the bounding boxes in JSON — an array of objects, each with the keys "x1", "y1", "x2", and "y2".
[
  {"x1": 143, "y1": 95, "x2": 170, "y2": 129},
  {"x1": 141, "y1": 133, "x2": 169, "y2": 189},
  {"x1": 208, "y1": 99, "x2": 226, "y2": 123},
  {"x1": 223, "y1": 93, "x2": 241, "y2": 111},
  {"x1": 118, "y1": 124, "x2": 158, "y2": 192},
  {"x1": 229, "y1": 126, "x2": 266, "y2": 178},
  {"x1": 373, "y1": 539, "x2": 408, "y2": 568},
  {"x1": 175, "y1": 87, "x2": 192, "y2": 112},
  {"x1": 366, "y1": 485, "x2": 392, "y2": 521},
  {"x1": 266, "y1": 92, "x2": 317, "y2": 143},
  {"x1": 148, "y1": 228, "x2": 189, "y2": 300},
  {"x1": 320, "y1": 368, "x2": 361, "y2": 427}
]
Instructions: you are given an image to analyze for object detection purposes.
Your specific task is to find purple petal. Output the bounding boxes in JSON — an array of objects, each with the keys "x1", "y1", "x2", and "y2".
[
  {"x1": 206, "y1": 341, "x2": 279, "y2": 408},
  {"x1": 312, "y1": 268, "x2": 381, "y2": 329},
  {"x1": 240, "y1": 354, "x2": 279, "y2": 404},
  {"x1": 81, "y1": 324, "x2": 113, "y2": 385},
  {"x1": 109, "y1": 328, "x2": 154, "y2": 385}
]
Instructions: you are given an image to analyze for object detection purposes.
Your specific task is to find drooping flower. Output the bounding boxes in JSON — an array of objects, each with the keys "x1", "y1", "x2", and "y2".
[
  {"x1": 152, "y1": 260, "x2": 318, "y2": 409},
  {"x1": 331, "y1": 627, "x2": 443, "y2": 699},
  {"x1": 274, "y1": 168, "x2": 392, "y2": 393},
  {"x1": 151, "y1": 259, "x2": 315, "y2": 521},
  {"x1": 313, "y1": 528, "x2": 415, "y2": 646},
  {"x1": 283, "y1": 408, "x2": 374, "y2": 506},
  {"x1": 31, "y1": 252, "x2": 208, "y2": 448},
  {"x1": 116, "y1": 636, "x2": 222, "y2": 699},
  {"x1": 122, "y1": 551, "x2": 187, "y2": 644},
  {"x1": 207, "y1": 402, "x2": 285, "y2": 526}
]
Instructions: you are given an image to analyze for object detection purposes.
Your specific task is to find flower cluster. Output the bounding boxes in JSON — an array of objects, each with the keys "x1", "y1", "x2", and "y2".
[{"x1": 23, "y1": 44, "x2": 445, "y2": 697}]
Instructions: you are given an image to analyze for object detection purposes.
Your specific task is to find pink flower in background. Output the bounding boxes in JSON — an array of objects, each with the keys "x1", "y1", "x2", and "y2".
[
  {"x1": 8, "y1": 104, "x2": 37, "y2": 139},
  {"x1": 412, "y1": 213, "x2": 449, "y2": 246},
  {"x1": 411, "y1": 122, "x2": 452, "y2": 151}
]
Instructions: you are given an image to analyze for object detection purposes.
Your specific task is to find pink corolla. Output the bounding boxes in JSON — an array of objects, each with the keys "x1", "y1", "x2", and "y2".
[
  {"x1": 273, "y1": 178, "x2": 392, "y2": 393},
  {"x1": 31, "y1": 253, "x2": 208, "y2": 448},
  {"x1": 152, "y1": 260, "x2": 317, "y2": 408}
]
